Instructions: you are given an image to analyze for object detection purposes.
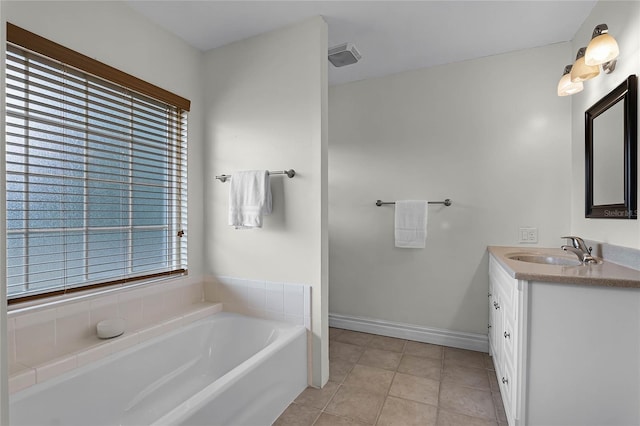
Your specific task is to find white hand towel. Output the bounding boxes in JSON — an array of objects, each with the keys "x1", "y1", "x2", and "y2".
[
  {"x1": 228, "y1": 170, "x2": 272, "y2": 229},
  {"x1": 395, "y1": 200, "x2": 428, "y2": 248}
]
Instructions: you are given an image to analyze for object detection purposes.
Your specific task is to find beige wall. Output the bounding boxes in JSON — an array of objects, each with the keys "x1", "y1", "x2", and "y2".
[
  {"x1": 328, "y1": 43, "x2": 572, "y2": 336},
  {"x1": 202, "y1": 17, "x2": 329, "y2": 387},
  {"x1": 570, "y1": 0, "x2": 640, "y2": 249}
]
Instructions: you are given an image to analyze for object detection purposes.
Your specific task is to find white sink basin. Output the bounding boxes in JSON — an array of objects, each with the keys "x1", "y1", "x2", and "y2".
[{"x1": 506, "y1": 254, "x2": 583, "y2": 266}]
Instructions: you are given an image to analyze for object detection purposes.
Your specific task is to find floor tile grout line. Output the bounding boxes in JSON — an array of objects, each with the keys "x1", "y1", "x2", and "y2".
[
  {"x1": 485, "y1": 357, "x2": 505, "y2": 423},
  {"x1": 371, "y1": 335, "x2": 407, "y2": 425},
  {"x1": 400, "y1": 339, "x2": 407, "y2": 354},
  {"x1": 434, "y1": 344, "x2": 445, "y2": 424},
  {"x1": 322, "y1": 382, "x2": 380, "y2": 426},
  {"x1": 331, "y1": 330, "x2": 410, "y2": 425},
  {"x1": 381, "y1": 355, "x2": 443, "y2": 425},
  {"x1": 357, "y1": 336, "x2": 400, "y2": 425},
  {"x1": 435, "y1": 366, "x2": 444, "y2": 425},
  {"x1": 309, "y1": 380, "x2": 342, "y2": 426},
  {"x1": 308, "y1": 406, "x2": 323, "y2": 426},
  {"x1": 322, "y1": 334, "x2": 361, "y2": 424},
  {"x1": 439, "y1": 348, "x2": 503, "y2": 423},
  {"x1": 325, "y1": 334, "x2": 378, "y2": 425},
  {"x1": 372, "y1": 365, "x2": 398, "y2": 425},
  {"x1": 487, "y1": 368, "x2": 499, "y2": 417}
]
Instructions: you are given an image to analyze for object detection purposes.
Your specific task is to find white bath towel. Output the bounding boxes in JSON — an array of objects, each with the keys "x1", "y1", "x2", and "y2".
[
  {"x1": 395, "y1": 200, "x2": 428, "y2": 248},
  {"x1": 228, "y1": 170, "x2": 272, "y2": 229}
]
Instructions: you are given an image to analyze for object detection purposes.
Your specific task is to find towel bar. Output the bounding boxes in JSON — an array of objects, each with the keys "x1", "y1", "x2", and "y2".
[
  {"x1": 376, "y1": 199, "x2": 452, "y2": 207},
  {"x1": 215, "y1": 169, "x2": 295, "y2": 183}
]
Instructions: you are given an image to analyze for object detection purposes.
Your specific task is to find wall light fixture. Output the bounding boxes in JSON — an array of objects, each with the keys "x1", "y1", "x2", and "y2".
[
  {"x1": 571, "y1": 47, "x2": 600, "y2": 82},
  {"x1": 557, "y1": 65, "x2": 584, "y2": 96},
  {"x1": 585, "y1": 24, "x2": 619, "y2": 70},
  {"x1": 558, "y1": 24, "x2": 619, "y2": 96}
]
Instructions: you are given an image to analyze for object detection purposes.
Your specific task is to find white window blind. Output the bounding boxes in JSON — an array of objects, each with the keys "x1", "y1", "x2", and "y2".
[{"x1": 5, "y1": 37, "x2": 188, "y2": 302}]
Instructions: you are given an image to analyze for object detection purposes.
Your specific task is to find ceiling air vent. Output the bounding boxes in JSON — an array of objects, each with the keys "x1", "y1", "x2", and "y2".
[{"x1": 328, "y1": 43, "x2": 361, "y2": 67}]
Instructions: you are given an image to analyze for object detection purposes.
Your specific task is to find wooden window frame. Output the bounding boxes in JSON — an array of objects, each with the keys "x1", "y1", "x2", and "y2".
[
  {"x1": 7, "y1": 23, "x2": 190, "y2": 111},
  {"x1": 6, "y1": 23, "x2": 190, "y2": 304}
]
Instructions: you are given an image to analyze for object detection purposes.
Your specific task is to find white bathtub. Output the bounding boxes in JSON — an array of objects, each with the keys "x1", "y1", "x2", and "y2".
[{"x1": 10, "y1": 312, "x2": 308, "y2": 425}]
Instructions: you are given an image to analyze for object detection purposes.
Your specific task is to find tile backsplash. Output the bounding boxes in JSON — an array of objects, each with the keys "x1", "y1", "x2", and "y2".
[
  {"x1": 587, "y1": 240, "x2": 640, "y2": 271},
  {"x1": 7, "y1": 279, "x2": 204, "y2": 389},
  {"x1": 214, "y1": 276, "x2": 311, "y2": 330}
]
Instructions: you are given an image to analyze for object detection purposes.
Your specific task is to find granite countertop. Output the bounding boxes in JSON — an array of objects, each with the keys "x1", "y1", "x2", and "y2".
[{"x1": 488, "y1": 246, "x2": 640, "y2": 288}]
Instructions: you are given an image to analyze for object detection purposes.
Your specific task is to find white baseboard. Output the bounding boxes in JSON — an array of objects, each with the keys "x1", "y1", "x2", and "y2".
[{"x1": 329, "y1": 313, "x2": 489, "y2": 353}]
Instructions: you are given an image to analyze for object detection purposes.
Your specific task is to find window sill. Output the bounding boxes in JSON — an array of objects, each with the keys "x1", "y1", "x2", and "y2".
[{"x1": 8, "y1": 272, "x2": 188, "y2": 315}]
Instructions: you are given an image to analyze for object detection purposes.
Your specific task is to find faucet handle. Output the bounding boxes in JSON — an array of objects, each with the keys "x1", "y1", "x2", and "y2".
[
  {"x1": 561, "y1": 236, "x2": 581, "y2": 249},
  {"x1": 561, "y1": 236, "x2": 590, "y2": 253}
]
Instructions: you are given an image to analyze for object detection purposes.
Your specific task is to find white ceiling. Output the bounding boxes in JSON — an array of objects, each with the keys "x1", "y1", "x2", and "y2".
[{"x1": 126, "y1": 1, "x2": 597, "y2": 86}]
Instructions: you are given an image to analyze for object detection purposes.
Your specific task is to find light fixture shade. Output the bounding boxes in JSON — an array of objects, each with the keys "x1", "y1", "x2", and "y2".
[
  {"x1": 585, "y1": 33, "x2": 619, "y2": 66},
  {"x1": 557, "y1": 65, "x2": 583, "y2": 96},
  {"x1": 571, "y1": 48, "x2": 600, "y2": 82}
]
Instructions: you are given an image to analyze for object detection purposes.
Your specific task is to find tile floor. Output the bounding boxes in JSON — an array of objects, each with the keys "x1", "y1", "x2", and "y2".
[{"x1": 274, "y1": 328, "x2": 507, "y2": 426}]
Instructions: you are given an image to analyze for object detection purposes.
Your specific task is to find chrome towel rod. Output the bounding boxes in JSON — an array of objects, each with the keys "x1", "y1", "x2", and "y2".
[
  {"x1": 215, "y1": 169, "x2": 296, "y2": 183},
  {"x1": 376, "y1": 199, "x2": 452, "y2": 207}
]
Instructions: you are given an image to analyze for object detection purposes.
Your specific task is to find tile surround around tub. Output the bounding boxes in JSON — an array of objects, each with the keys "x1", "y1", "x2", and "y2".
[
  {"x1": 215, "y1": 276, "x2": 312, "y2": 330},
  {"x1": 7, "y1": 279, "x2": 209, "y2": 393},
  {"x1": 8, "y1": 276, "x2": 310, "y2": 394},
  {"x1": 8, "y1": 303, "x2": 222, "y2": 394}
]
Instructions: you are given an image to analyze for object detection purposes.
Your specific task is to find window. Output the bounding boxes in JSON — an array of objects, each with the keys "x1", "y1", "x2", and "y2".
[{"x1": 5, "y1": 24, "x2": 189, "y2": 302}]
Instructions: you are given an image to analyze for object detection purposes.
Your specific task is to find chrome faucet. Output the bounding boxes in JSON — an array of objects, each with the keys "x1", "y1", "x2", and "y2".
[{"x1": 561, "y1": 236, "x2": 597, "y2": 264}]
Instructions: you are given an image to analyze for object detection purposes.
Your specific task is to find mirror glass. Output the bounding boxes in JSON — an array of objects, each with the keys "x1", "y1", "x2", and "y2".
[
  {"x1": 585, "y1": 74, "x2": 637, "y2": 219},
  {"x1": 592, "y1": 101, "x2": 624, "y2": 205}
]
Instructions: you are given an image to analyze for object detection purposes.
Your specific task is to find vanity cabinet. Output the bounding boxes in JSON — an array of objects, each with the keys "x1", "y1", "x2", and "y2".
[
  {"x1": 488, "y1": 255, "x2": 522, "y2": 426},
  {"x1": 488, "y1": 253, "x2": 640, "y2": 426}
]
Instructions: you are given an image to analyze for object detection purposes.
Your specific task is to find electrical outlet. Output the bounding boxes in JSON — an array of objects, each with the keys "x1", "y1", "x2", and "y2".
[{"x1": 518, "y1": 227, "x2": 538, "y2": 243}]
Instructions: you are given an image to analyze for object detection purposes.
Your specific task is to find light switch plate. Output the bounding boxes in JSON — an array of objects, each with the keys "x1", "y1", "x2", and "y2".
[{"x1": 518, "y1": 227, "x2": 538, "y2": 243}]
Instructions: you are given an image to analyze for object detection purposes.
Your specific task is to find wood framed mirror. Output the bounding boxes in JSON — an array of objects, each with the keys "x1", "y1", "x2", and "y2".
[{"x1": 585, "y1": 75, "x2": 637, "y2": 219}]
